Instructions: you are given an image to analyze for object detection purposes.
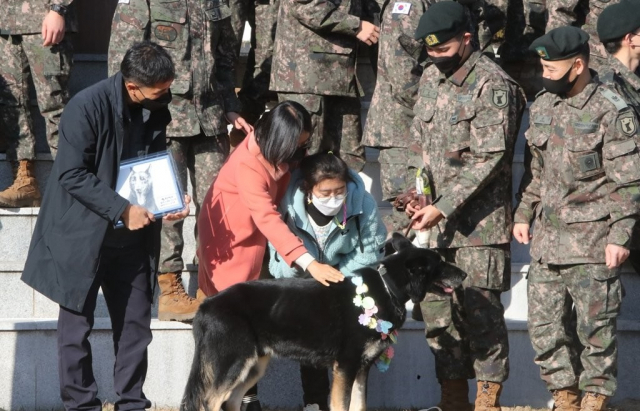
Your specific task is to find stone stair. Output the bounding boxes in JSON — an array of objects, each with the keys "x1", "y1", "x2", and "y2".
[{"x1": 1, "y1": 55, "x2": 639, "y2": 411}]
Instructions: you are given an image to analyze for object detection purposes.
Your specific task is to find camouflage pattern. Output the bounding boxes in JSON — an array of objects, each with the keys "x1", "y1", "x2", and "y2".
[
  {"x1": 420, "y1": 245, "x2": 511, "y2": 382},
  {"x1": 527, "y1": 260, "x2": 622, "y2": 396},
  {"x1": 514, "y1": 79, "x2": 640, "y2": 264},
  {"x1": 229, "y1": 0, "x2": 280, "y2": 124},
  {"x1": 0, "y1": 34, "x2": 73, "y2": 160},
  {"x1": 0, "y1": 0, "x2": 78, "y2": 35},
  {"x1": 278, "y1": 92, "x2": 366, "y2": 171},
  {"x1": 545, "y1": 0, "x2": 621, "y2": 71},
  {"x1": 411, "y1": 51, "x2": 526, "y2": 248},
  {"x1": 159, "y1": 134, "x2": 230, "y2": 274},
  {"x1": 598, "y1": 55, "x2": 640, "y2": 120},
  {"x1": 108, "y1": 0, "x2": 242, "y2": 138}
]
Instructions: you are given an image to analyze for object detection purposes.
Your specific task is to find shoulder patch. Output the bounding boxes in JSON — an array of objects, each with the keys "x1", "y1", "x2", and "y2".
[
  {"x1": 491, "y1": 89, "x2": 508, "y2": 108},
  {"x1": 619, "y1": 115, "x2": 638, "y2": 136},
  {"x1": 600, "y1": 88, "x2": 628, "y2": 112}
]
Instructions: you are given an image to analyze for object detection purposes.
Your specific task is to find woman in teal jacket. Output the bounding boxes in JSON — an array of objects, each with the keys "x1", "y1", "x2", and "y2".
[{"x1": 268, "y1": 152, "x2": 387, "y2": 410}]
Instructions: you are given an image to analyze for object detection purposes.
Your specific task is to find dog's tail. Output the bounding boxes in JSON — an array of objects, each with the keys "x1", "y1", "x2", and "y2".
[{"x1": 181, "y1": 314, "x2": 215, "y2": 411}]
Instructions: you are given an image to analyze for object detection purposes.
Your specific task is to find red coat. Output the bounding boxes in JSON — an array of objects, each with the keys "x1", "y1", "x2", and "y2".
[{"x1": 197, "y1": 133, "x2": 307, "y2": 295}]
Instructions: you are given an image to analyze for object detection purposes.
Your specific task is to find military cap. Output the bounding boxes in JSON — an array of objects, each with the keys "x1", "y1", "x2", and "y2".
[
  {"x1": 414, "y1": 1, "x2": 467, "y2": 47},
  {"x1": 529, "y1": 26, "x2": 590, "y2": 60},
  {"x1": 597, "y1": 0, "x2": 640, "y2": 43}
]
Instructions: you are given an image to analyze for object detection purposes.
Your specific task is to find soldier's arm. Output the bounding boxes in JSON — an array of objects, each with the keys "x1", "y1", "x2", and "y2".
[
  {"x1": 602, "y1": 109, "x2": 640, "y2": 247},
  {"x1": 513, "y1": 142, "x2": 543, "y2": 225},
  {"x1": 214, "y1": 17, "x2": 243, "y2": 114},
  {"x1": 290, "y1": 0, "x2": 362, "y2": 36},
  {"x1": 49, "y1": 0, "x2": 74, "y2": 5},
  {"x1": 433, "y1": 80, "x2": 519, "y2": 217},
  {"x1": 545, "y1": 0, "x2": 581, "y2": 32}
]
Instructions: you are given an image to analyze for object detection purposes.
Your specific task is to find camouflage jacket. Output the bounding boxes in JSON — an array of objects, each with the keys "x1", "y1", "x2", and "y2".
[
  {"x1": 598, "y1": 55, "x2": 640, "y2": 119},
  {"x1": 546, "y1": 0, "x2": 620, "y2": 61},
  {"x1": 362, "y1": 0, "x2": 428, "y2": 148},
  {"x1": 109, "y1": 0, "x2": 242, "y2": 137},
  {"x1": 0, "y1": 0, "x2": 78, "y2": 35},
  {"x1": 270, "y1": 0, "x2": 363, "y2": 96},
  {"x1": 514, "y1": 78, "x2": 640, "y2": 264},
  {"x1": 411, "y1": 51, "x2": 526, "y2": 248}
]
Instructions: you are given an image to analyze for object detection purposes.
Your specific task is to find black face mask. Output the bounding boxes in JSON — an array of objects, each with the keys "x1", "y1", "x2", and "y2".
[
  {"x1": 431, "y1": 41, "x2": 466, "y2": 75},
  {"x1": 542, "y1": 63, "x2": 578, "y2": 95},
  {"x1": 137, "y1": 89, "x2": 172, "y2": 111}
]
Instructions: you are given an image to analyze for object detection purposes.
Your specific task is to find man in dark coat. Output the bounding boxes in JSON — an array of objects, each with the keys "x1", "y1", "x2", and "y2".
[{"x1": 21, "y1": 41, "x2": 190, "y2": 411}]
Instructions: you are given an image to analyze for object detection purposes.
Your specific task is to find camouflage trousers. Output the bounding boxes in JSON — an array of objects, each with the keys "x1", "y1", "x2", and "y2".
[
  {"x1": 278, "y1": 93, "x2": 366, "y2": 171},
  {"x1": 527, "y1": 261, "x2": 622, "y2": 396},
  {"x1": 420, "y1": 245, "x2": 511, "y2": 382},
  {"x1": 377, "y1": 146, "x2": 422, "y2": 235},
  {"x1": 230, "y1": 0, "x2": 279, "y2": 124},
  {"x1": 159, "y1": 133, "x2": 230, "y2": 274},
  {"x1": 0, "y1": 34, "x2": 73, "y2": 161}
]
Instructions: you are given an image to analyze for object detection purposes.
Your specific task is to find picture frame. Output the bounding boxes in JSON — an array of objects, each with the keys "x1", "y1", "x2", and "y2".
[{"x1": 115, "y1": 151, "x2": 185, "y2": 222}]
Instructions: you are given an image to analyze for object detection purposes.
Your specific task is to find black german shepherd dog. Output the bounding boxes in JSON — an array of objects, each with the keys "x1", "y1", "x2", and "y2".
[{"x1": 182, "y1": 233, "x2": 466, "y2": 411}]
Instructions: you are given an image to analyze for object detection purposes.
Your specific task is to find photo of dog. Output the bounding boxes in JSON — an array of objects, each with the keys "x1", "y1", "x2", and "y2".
[
  {"x1": 181, "y1": 233, "x2": 466, "y2": 411},
  {"x1": 127, "y1": 164, "x2": 157, "y2": 212}
]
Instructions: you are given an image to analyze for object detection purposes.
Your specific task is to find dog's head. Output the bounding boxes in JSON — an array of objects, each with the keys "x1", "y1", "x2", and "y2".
[{"x1": 380, "y1": 233, "x2": 466, "y2": 303}]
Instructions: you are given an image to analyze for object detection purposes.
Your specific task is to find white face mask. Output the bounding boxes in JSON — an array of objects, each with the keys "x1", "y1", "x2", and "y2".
[{"x1": 311, "y1": 193, "x2": 346, "y2": 216}]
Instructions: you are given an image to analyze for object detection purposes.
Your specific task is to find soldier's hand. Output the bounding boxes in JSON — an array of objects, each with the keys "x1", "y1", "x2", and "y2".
[
  {"x1": 164, "y1": 194, "x2": 191, "y2": 221},
  {"x1": 42, "y1": 10, "x2": 66, "y2": 46},
  {"x1": 513, "y1": 223, "x2": 532, "y2": 244},
  {"x1": 356, "y1": 21, "x2": 380, "y2": 46},
  {"x1": 605, "y1": 244, "x2": 630, "y2": 269},
  {"x1": 226, "y1": 112, "x2": 253, "y2": 136},
  {"x1": 411, "y1": 205, "x2": 444, "y2": 230},
  {"x1": 121, "y1": 204, "x2": 155, "y2": 230}
]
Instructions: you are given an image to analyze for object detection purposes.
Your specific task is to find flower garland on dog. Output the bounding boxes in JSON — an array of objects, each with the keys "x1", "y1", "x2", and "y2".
[{"x1": 351, "y1": 276, "x2": 398, "y2": 372}]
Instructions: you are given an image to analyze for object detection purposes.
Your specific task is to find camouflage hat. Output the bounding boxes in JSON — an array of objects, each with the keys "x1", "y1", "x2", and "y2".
[
  {"x1": 414, "y1": 1, "x2": 467, "y2": 47},
  {"x1": 529, "y1": 26, "x2": 590, "y2": 61},
  {"x1": 597, "y1": 0, "x2": 640, "y2": 43}
]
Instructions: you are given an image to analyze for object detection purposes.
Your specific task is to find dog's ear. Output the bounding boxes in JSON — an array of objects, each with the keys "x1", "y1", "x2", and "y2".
[{"x1": 391, "y1": 232, "x2": 413, "y2": 252}]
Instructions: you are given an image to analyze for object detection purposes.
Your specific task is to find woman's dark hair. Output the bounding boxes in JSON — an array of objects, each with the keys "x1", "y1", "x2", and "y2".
[
  {"x1": 121, "y1": 41, "x2": 175, "y2": 87},
  {"x1": 254, "y1": 100, "x2": 313, "y2": 168},
  {"x1": 300, "y1": 152, "x2": 352, "y2": 194},
  {"x1": 604, "y1": 38, "x2": 624, "y2": 55}
]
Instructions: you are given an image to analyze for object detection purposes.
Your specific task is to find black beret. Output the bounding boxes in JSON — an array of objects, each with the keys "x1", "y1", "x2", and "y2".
[
  {"x1": 529, "y1": 26, "x2": 590, "y2": 61},
  {"x1": 414, "y1": 1, "x2": 468, "y2": 46},
  {"x1": 597, "y1": 0, "x2": 640, "y2": 43}
]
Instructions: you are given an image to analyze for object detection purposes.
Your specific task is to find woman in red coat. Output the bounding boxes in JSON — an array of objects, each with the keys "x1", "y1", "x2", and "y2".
[{"x1": 198, "y1": 100, "x2": 344, "y2": 296}]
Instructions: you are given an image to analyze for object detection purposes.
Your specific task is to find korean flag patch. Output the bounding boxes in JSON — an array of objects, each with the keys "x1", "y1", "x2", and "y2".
[{"x1": 392, "y1": 2, "x2": 411, "y2": 14}]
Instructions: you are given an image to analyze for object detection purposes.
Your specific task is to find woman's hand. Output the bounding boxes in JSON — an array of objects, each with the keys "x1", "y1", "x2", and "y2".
[
  {"x1": 307, "y1": 261, "x2": 345, "y2": 286},
  {"x1": 164, "y1": 194, "x2": 191, "y2": 221}
]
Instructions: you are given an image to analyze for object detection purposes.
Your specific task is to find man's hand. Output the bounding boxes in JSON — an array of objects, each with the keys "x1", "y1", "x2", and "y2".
[
  {"x1": 356, "y1": 21, "x2": 380, "y2": 46},
  {"x1": 411, "y1": 205, "x2": 444, "y2": 230},
  {"x1": 42, "y1": 10, "x2": 66, "y2": 46},
  {"x1": 164, "y1": 194, "x2": 191, "y2": 221},
  {"x1": 122, "y1": 204, "x2": 155, "y2": 230},
  {"x1": 605, "y1": 244, "x2": 629, "y2": 269},
  {"x1": 513, "y1": 223, "x2": 532, "y2": 244},
  {"x1": 307, "y1": 261, "x2": 345, "y2": 286},
  {"x1": 226, "y1": 112, "x2": 253, "y2": 136}
]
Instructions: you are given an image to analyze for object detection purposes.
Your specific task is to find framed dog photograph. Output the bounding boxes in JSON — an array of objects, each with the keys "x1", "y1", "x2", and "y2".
[{"x1": 116, "y1": 151, "x2": 185, "y2": 218}]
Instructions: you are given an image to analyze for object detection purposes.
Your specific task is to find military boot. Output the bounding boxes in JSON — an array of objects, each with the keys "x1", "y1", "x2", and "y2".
[
  {"x1": 196, "y1": 288, "x2": 207, "y2": 303},
  {"x1": 551, "y1": 385, "x2": 581, "y2": 410},
  {"x1": 157, "y1": 272, "x2": 200, "y2": 321},
  {"x1": 581, "y1": 392, "x2": 609, "y2": 411},
  {"x1": 436, "y1": 379, "x2": 473, "y2": 411},
  {"x1": 475, "y1": 381, "x2": 503, "y2": 411},
  {"x1": 0, "y1": 160, "x2": 41, "y2": 207}
]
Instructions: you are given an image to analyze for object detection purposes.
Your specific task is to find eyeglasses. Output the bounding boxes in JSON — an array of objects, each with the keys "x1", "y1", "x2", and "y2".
[
  {"x1": 298, "y1": 139, "x2": 312, "y2": 150},
  {"x1": 314, "y1": 192, "x2": 348, "y2": 202}
]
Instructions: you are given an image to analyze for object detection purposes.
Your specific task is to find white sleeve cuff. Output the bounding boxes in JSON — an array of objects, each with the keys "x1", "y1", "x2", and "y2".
[{"x1": 295, "y1": 253, "x2": 316, "y2": 272}]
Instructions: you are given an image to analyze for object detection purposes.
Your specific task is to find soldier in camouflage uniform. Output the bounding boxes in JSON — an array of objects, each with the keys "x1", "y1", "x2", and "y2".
[
  {"x1": 514, "y1": 26, "x2": 640, "y2": 411},
  {"x1": 362, "y1": 0, "x2": 428, "y2": 235},
  {"x1": 108, "y1": 0, "x2": 250, "y2": 321},
  {"x1": 270, "y1": 0, "x2": 381, "y2": 171},
  {"x1": 0, "y1": 0, "x2": 76, "y2": 207},
  {"x1": 408, "y1": 3, "x2": 526, "y2": 410}
]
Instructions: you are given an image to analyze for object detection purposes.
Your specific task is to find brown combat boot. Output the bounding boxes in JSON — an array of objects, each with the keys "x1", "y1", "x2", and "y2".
[
  {"x1": 436, "y1": 379, "x2": 473, "y2": 411},
  {"x1": 157, "y1": 272, "x2": 200, "y2": 321},
  {"x1": 475, "y1": 381, "x2": 503, "y2": 411},
  {"x1": 196, "y1": 288, "x2": 207, "y2": 303},
  {"x1": 0, "y1": 160, "x2": 41, "y2": 207},
  {"x1": 551, "y1": 385, "x2": 581, "y2": 410},
  {"x1": 581, "y1": 392, "x2": 609, "y2": 411}
]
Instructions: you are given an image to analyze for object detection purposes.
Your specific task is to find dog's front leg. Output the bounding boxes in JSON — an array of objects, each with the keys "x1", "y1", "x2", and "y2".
[
  {"x1": 348, "y1": 366, "x2": 370, "y2": 411},
  {"x1": 329, "y1": 361, "x2": 358, "y2": 411}
]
